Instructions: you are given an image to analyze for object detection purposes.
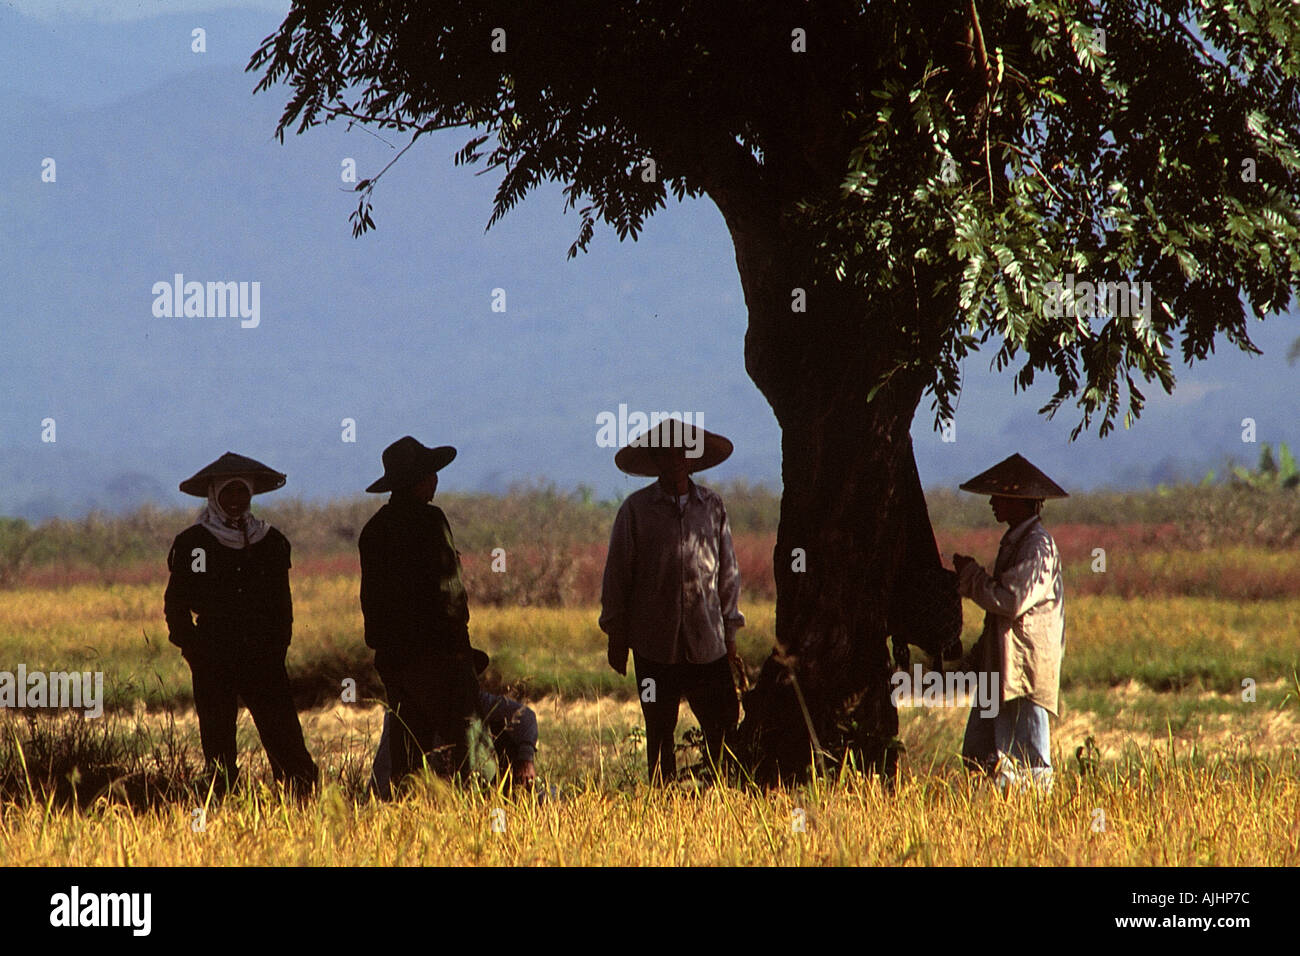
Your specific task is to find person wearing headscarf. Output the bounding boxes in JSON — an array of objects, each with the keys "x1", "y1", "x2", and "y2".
[
  {"x1": 951, "y1": 453, "x2": 1067, "y2": 792},
  {"x1": 359, "y1": 436, "x2": 480, "y2": 789},
  {"x1": 164, "y1": 452, "x2": 318, "y2": 797},
  {"x1": 600, "y1": 418, "x2": 745, "y2": 784}
]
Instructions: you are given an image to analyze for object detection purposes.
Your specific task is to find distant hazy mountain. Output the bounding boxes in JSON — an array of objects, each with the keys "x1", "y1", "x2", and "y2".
[{"x1": 1, "y1": 4, "x2": 1295, "y2": 521}]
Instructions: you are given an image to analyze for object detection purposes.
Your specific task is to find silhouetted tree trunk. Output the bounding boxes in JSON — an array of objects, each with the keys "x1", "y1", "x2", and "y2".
[{"x1": 712, "y1": 184, "x2": 957, "y2": 784}]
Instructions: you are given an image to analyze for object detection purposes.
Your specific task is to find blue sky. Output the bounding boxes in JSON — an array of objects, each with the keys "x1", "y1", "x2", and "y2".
[{"x1": 1, "y1": 1, "x2": 1296, "y2": 519}]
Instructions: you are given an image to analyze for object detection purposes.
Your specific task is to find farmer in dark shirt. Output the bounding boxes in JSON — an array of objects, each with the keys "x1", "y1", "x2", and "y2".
[
  {"x1": 359, "y1": 436, "x2": 479, "y2": 788},
  {"x1": 164, "y1": 452, "x2": 318, "y2": 797}
]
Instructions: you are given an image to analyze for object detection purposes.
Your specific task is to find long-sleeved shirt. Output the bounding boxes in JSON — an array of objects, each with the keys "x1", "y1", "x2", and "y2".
[
  {"x1": 476, "y1": 692, "x2": 538, "y2": 765},
  {"x1": 358, "y1": 496, "x2": 471, "y2": 668},
  {"x1": 957, "y1": 515, "x2": 1066, "y2": 715},
  {"x1": 599, "y1": 479, "x2": 745, "y2": 665},
  {"x1": 163, "y1": 524, "x2": 293, "y2": 662}
]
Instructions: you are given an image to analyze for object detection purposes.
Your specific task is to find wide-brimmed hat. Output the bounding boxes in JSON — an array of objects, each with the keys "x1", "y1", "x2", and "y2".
[
  {"x1": 614, "y1": 419, "x2": 733, "y2": 477},
  {"x1": 959, "y1": 453, "x2": 1068, "y2": 499},
  {"x1": 366, "y1": 436, "x2": 457, "y2": 493},
  {"x1": 179, "y1": 452, "x2": 286, "y2": 497}
]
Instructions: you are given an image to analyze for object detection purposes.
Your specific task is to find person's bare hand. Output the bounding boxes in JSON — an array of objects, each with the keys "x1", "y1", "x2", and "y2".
[
  {"x1": 726, "y1": 638, "x2": 749, "y2": 692},
  {"x1": 514, "y1": 760, "x2": 536, "y2": 790}
]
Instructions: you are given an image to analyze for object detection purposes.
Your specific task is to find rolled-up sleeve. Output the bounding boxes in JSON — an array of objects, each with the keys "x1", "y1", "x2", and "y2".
[
  {"x1": 958, "y1": 546, "x2": 1054, "y2": 620},
  {"x1": 717, "y1": 504, "x2": 744, "y2": 638}
]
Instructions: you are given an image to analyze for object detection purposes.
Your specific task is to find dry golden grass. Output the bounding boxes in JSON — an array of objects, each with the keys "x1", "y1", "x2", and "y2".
[
  {"x1": 2, "y1": 682, "x2": 1297, "y2": 866},
  {"x1": 1, "y1": 752, "x2": 1295, "y2": 867},
  {"x1": 3, "y1": 580, "x2": 1298, "y2": 706},
  {"x1": 2, "y1": 570, "x2": 1299, "y2": 866}
]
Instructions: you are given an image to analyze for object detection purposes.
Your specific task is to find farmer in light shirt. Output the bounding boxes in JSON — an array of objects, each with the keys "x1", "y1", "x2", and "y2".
[
  {"x1": 600, "y1": 419, "x2": 745, "y2": 784},
  {"x1": 952, "y1": 453, "x2": 1067, "y2": 792}
]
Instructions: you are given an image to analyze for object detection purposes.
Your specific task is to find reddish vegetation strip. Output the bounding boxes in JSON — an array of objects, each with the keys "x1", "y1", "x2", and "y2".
[
  {"x1": 16, "y1": 554, "x2": 363, "y2": 590},
  {"x1": 19, "y1": 563, "x2": 166, "y2": 590},
  {"x1": 9, "y1": 525, "x2": 1300, "y2": 601},
  {"x1": 936, "y1": 522, "x2": 1185, "y2": 564}
]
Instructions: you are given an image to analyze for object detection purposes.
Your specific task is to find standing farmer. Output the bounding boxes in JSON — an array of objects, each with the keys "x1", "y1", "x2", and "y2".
[
  {"x1": 359, "y1": 436, "x2": 479, "y2": 789},
  {"x1": 951, "y1": 453, "x2": 1067, "y2": 791},
  {"x1": 164, "y1": 452, "x2": 318, "y2": 797},
  {"x1": 600, "y1": 418, "x2": 745, "y2": 784}
]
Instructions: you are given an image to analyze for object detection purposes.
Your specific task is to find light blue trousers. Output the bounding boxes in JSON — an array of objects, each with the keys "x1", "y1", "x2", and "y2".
[{"x1": 961, "y1": 696, "x2": 1053, "y2": 790}]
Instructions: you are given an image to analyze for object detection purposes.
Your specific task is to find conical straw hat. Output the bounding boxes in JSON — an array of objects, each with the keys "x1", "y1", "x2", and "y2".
[
  {"x1": 179, "y1": 452, "x2": 286, "y2": 497},
  {"x1": 959, "y1": 453, "x2": 1068, "y2": 499},
  {"x1": 614, "y1": 419, "x2": 733, "y2": 477}
]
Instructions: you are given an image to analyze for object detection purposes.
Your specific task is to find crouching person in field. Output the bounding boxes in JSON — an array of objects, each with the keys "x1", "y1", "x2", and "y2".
[
  {"x1": 951, "y1": 453, "x2": 1067, "y2": 793},
  {"x1": 164, "y1": 452, "x2": 319, "y2": 798},
  {"x1": 370, "y1": 648, "x2": 538, "y2": 798},
  {"x1": 600, "y1": 419, "x2": 744, "y2": 785}
]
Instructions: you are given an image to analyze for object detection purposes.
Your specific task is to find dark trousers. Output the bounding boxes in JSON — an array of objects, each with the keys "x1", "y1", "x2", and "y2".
[
  {"x1": 187, "y1": 653, "x2": 318, "y2": 796},
  {"x1": 376, "y1": 652, "x2": 479, "y2": 787},
  {"x1": 633, "y1": 652, "x2": 738, "y2": 783}
]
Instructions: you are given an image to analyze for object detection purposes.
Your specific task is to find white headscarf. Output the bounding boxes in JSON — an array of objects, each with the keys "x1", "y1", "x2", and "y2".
[{"x1": 198, "y1": 476, "x2": 270, "y2": 549}]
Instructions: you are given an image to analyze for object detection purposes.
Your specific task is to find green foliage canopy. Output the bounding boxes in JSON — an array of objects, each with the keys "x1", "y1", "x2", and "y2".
[{"x1": 249, "y1": 0, "x2": 1300, "y2": 437}]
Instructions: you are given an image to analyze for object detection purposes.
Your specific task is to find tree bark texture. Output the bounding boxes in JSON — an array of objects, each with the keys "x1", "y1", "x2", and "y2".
[{"x1": 710, "y1": 187, "x2": 962, "y2": 785}]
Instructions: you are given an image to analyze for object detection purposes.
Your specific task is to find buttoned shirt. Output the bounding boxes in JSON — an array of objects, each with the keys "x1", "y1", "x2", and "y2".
[
  {"x1": 599, "y1": 479, "x2": 745, "y2": 665},
  {"x1": 958, "y1": 515, "x2": 1066, "y2": 715}
]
